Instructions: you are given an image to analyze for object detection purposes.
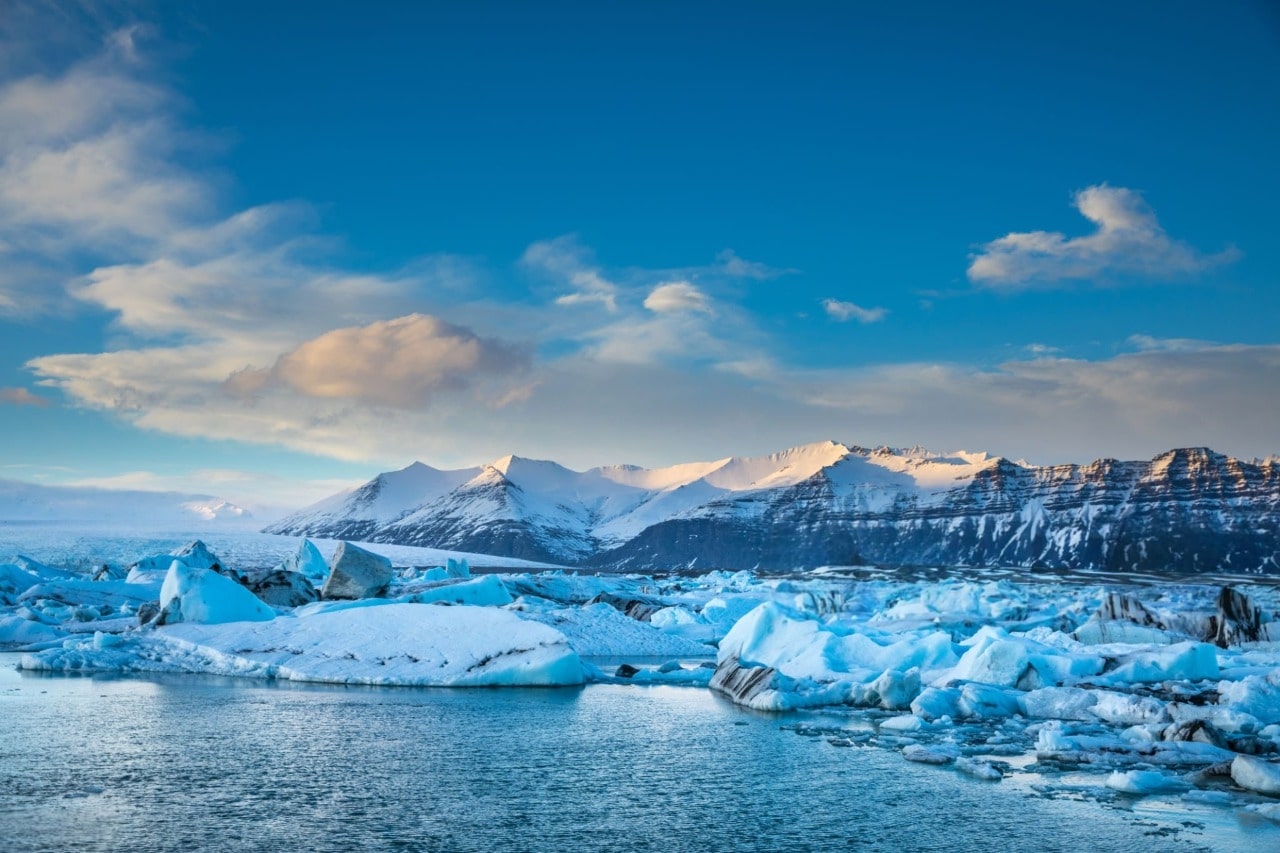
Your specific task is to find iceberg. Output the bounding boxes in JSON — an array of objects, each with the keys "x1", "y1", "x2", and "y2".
[
  {"x1": 25, "y1": 603, "x2": 583, "y2": 688},
  {"x1": 157, "y1": 561, "x2": 275, "y2": 625},
  {"x1": 274, "y1": 539, "x2": 329, "y2": 583},
  {"x1": 320, "y1": 541, "x2": 393, "y2": 600}
]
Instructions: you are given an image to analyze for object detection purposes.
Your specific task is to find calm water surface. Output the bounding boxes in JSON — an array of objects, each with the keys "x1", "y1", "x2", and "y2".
[{"x1": 1, "y1": 654, "x2": 1272, "y2": 852}]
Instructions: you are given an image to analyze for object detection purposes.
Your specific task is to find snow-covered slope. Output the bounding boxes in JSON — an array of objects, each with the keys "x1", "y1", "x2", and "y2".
[
  {"x1": 0, "y1": 479, "x2": 254, "y2": 527},
  {"x1": 265, "y1": 443, "x2": 1280, "y2": 573}
]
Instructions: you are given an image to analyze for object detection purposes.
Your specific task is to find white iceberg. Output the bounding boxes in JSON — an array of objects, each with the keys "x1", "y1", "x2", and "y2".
[
  {"x1": 25, "y1": 603, "x2": 584, "y2": 687},
  {"x1": 158, "y1": 561, "x2": 275, "y2": 625}
]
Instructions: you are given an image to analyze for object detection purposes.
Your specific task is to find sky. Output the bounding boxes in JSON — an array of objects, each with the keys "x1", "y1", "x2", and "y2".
[{"x1": 0, "y1": 0, "x2": 1278, "y2": 514}]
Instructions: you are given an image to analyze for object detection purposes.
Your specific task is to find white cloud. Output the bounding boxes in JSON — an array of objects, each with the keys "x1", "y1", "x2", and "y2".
[
  {"x1": 644, "y1": 281, "x2": 711, "y2": 314},
  {"x1": 224, "y1": 314, "x2": 529, "y2": 409},
  {"x1": 823, "y1": 298, "x2": 887, "y2": 323},
  {"x1": 968, "y1": 185, "x2": 1237, "y2": 289}
]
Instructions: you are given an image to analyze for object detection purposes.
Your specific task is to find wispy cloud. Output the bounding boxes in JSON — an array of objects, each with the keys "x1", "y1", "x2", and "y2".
[
  {"x1": 823, "y1": 298, "x2": 888, "y2": 323},
  {"x1": 522, "y1": 235, "x2": 620, "y2": 312},
  {"x1": 968, "y1": 185, "x2": 1238, "y2": 289},
  {"x1": 714, "y1": 249, "x2": 796, "y2": 280},
  {"x1": 1126, "y1": 333, "x2": 1217, "y2": 352},
  {"x1": 0, "y1": 386, "x2": 49, "y2": 406}
]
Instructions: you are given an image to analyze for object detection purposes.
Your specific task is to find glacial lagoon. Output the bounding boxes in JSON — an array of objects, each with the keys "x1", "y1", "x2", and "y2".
[{"x1": 2, "y1": 656, "x2": 1278, "y2": 852}]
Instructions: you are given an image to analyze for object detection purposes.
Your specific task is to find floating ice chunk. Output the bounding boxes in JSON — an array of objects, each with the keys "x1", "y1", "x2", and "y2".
[
  {"x1": 1020, "y1": 686, "x2": 1098, "y2": 721},
  {"x1": 171, "y1": 540, "x2": 224, "y2": 572},
  {"x1": 18, "y1": 579, "x2": 159, "y2": 613},
  {"x1": 1105, "y1": 642, "x2": 1220, "y2": 684},
  {"x1": 949, "y1": 627, "x2": 1029, "y2": 687},
  {"x1": 126, "y1": 541, "x2": 227, "y2": 585},
  {"x1": 1231, "y1": 755, "x2": 1280, "y2": 796},
  {"x1": 524, "y1": 602, "x2": 712, "y2": 658},
  {"x1": 445, "y1": 557, "x2": 471, "y2": 579},
  {"x1": 1218, "y1": 671, "x2": 1280, "y2": 726},
  {"x1": 902, "y1": 744, "x2": 956, "y2": 764},
  {"x1": 719, "y1": 602, "x2": 957, "y2": 691},
  {"x1": 275, "y1": 539, "x2": 328, "y2": 583},
  {"x1": 243, "y1": 570, "x2": 317, "y2": 608},
  {"x1": 320, "y1": 541, "x2": 392, "y2": 600},
  {"x1": 955, "y1": 757, "x2": 1002, "y2": 781},
  {"x1": 700, "y1": 595, "x2": 771, "y2": 636},
  {"x1": 627, "y1": 664, "x2": 715, "y2": 687},
  {"x1": 0, "y1": 614, "x2": 66, "y2": 647},
  {"x1": 1074, "y1": 618, "x2": 1178, "y2": 646},
  {"x1": 957, "y1": 683, "x2": 1021, "y2": 719},
  {"x1": 12, "y1": 555, "x2": 77, "y2": 580},
  {"x1": 880, "y1": 714, "x2": 925, "y2": 732},
  {"x1": 0, "y1": 564, "x2": 43, "y2": 605},
  {"x1": 650, "y1": 605, "x2": 702, "y2": 629},
  {"x1": 1244, "y1": 803, "x2": 1280, "y2": 823},
  {"x1": 1106, "y1": 769, "x2": 1191, "y2": 795},
  {"x1": 1092, "y1": 690, "x2": 1168, "y2": 725},
  {"x1": 402, "y1": 575, "x2": 512, "y2": 607},
  {"x1": 873, "y1": 667, "x2": 921, "y2": 711},
  {"x1": 158, "y1": 561, "x2": 274, "y2": 625},
  {"x1": 708, "y1": 658, "x2": 850, "y2": 711},
  {"x1": 157, "y1": 603, "x2": 584, "y2": 686},
  {"x1": 911, "y1": 687, "x2": 962, "y2": 721},
  {"x1": 1035, "y1": 721, "x2": 1235, "y2": 767}
]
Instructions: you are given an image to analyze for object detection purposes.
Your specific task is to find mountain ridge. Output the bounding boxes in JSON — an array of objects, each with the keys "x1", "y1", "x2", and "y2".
[{"x1": 263, "y1": 442, "x2": 1280, "y2": 573}]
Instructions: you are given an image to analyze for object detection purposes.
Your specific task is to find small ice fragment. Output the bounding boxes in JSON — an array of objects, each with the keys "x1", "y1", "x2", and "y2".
[
  {"x1": 955, "y1": 757, "x2": 1002, "y2": 781},
  {"x1": 902, "y1": 744, "x2": 955, "y2": 765},
  {"x1": 880, "y1": 714, "x2": 925, "y2": 732},
  {"x1": 1105, "y1": 770, "x2": 1191, "y2": 795},
  {"x1": 1231, "y1": 755, "x2": 1280, "y2": 796}
]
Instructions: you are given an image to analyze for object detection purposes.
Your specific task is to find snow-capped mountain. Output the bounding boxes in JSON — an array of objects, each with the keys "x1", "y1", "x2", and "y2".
[
  {"x1": 0, "y1": 479, "x2": 254, "y2": 526},
  {"x1": 264, "y1": 442, "x2": 1280, "y2": 573}
]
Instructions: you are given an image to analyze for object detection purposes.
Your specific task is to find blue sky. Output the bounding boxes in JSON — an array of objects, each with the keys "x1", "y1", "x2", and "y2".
[{"x1": 1, "y1": 1, "x2": 1278, "y2": 512}]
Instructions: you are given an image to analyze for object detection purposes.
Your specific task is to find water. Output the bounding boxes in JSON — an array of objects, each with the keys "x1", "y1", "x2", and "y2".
[{"x1": 3, "y1": 657, "x2": 1270, "y2": 852}]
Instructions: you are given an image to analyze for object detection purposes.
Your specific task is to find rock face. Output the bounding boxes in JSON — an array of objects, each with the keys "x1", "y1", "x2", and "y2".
[
  {"x1": 265, "y1": 443, "x2": 1280, "y2": 573},
  {"x1": 320, "y1": 542, "x2": 393, "y2": 600}
]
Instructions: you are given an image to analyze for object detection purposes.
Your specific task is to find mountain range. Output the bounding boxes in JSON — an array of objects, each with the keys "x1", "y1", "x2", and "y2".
[{"x1": 264, "y1": 441, "x2": 1280, "y2": 574}]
